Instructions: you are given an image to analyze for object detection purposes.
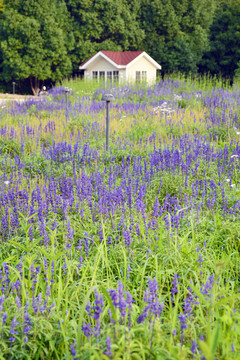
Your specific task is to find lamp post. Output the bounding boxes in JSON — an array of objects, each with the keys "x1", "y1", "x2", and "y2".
[
  {"x1": 102, "y1": 94, "x2": 115, "y2": 151},
  {"x1": 64, "y1": 87, "x2": 71, "y2": 107},
  {"x1": 12, "y1": 82, "x2": 16, "y2": 95}
]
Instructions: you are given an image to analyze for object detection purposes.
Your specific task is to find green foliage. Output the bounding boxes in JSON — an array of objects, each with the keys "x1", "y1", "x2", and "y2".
[
  {"x1": 0, "y1": 0, "x2": 74, "y2": 94},
  {"x1": 199, "y1": 0, "x2": 240, "y2": 81},
  {"x1": 0, "y1": 0, "x2": 4, "y2": 14},
  {"x1": 0, "y1": 137, "x2": 21, "y2": 157},
  {"x1": 139, "y1": 0, "x2": 217, "y2": 74}
]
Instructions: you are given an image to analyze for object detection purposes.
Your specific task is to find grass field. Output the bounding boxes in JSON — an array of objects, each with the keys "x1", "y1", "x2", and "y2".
[{"x1": 0, "y1": 77, "x2": 240, "y2": 359}]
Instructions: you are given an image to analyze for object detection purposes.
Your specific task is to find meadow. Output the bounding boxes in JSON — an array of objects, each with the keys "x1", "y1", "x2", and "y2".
[{"x1": 0, "y1": 76, "x2": 240, "y2": 359}]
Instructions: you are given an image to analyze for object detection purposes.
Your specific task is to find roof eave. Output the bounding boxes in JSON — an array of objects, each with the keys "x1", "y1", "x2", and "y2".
[{"x1": 79, "y1": 51, "x2": 127, "y2": 69}]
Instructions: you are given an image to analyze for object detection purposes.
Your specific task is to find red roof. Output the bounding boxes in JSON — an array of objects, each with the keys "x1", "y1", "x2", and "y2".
[
  {"x1": 80, "y1": 51, "x2": 144, "y2": 67},
  {"x1": 101, "y1": 51, "x2": 144, "y2": 65}
]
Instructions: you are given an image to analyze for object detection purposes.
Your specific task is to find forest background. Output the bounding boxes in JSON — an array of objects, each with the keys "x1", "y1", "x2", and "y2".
[{"x1": 0, "y1": 0, "x2": 240, "y2": 95}]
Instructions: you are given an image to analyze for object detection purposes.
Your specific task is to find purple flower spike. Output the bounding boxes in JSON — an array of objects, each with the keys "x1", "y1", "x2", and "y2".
[
  {"x1": 82, "y1": 323, "x2": 91, "y2": 339},
  {"x1": 200, "y1": 274, "x2": 214, "y2": 298},
  {"x1": 178, "y1": 313, "x2": 187, "y2": 346},
  {"x1": 191, "y1": 339, "x2": 198, "y2": 354},
  {"x1": 171, "y1": 273, "x2": 179, "y2": 305},
  {"x1": 2, "y1": 311, "x2": 7, "y2": 324},
  {"x1": 104, "y1": 336, "x2": 112, "y2": 357},
  {"x1": 137, "y1": 277, "x2": 164, "y2": 323},
  {"x1": 82, "y1": 289, "x2": 104, "y2": 339},
  {"x1": 107, "y1": 280, "x2": 133, "y2": 325},
  {"x1": 70, "y1": 340, "x2": 77, "y2": 360},
  {"x1": 9, "y1": 316, "x2": 19, "y2": 343}
]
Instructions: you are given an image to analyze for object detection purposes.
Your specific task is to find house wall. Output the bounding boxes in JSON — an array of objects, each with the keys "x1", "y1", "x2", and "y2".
[{"x1": 127, "y1": 56, "x2": 157, "y2": 84}]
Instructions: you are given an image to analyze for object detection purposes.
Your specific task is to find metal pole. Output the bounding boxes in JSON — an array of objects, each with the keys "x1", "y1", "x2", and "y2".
[
  {"x1": 106, "y1": 100, "x2": 110, "y2": 151},
  {"x1": 12, "y1": 82, "x2": 16, "y2": 94},
  {"x1": 102, "y1": 94, "x2": 115, "y2": 152}
]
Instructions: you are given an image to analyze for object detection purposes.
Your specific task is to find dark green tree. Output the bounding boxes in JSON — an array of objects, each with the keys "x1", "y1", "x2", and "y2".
[
  {"x1": 0, "y1": 0, "x2": 4, "y2": 13},
  {"x1": 199, "y1": 0, "x2": 240, "y2": 81},
  {"x1": 139, "y1": 0, "x2": 217, "y2": 74},
  {"x1": 0, "y1": 0, "x2": 74, "y2": 94},
  {"x1": 65, "y1": 0, "x2": 145, "y2": 72}
]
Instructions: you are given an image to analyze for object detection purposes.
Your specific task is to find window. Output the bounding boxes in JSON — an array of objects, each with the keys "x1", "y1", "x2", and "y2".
[
  {"x1": 92, "y1": 71, "x2": 98, "y2": 79},
  {"x1": 107, "y1": 71, "x2": 112, "y2": 81},
  {"x1": 136, "y1": 71, "x2": 147, "y2": 82},
  {"x1": 136, "y1": 71, "x2": 141, "y2": 82},
  {"x1": 92, "y1": 70, "x2": 118, "y2": 82},
  {"x1": 142, "y1": 71, "x2": 147, "y2": 82},
  {"x1": 99, "y1": 71, "x2": 105, "y2": 80},
  {"x1": 113, "y1": 71, "x2": 119, "y2": 82}
]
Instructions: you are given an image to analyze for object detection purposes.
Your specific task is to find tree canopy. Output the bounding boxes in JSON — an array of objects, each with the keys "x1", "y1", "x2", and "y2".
[
  {"x1": 0, "y1": 0, "x2": 74, "y2": 95},
  {"x1": 199, "y1": 0, "x2": 240, "y2": 81},
  {"x1": 139, "y1": 0, "x2": 217, "y2": 74},
  {"x1": 0, "y1": 1, "x2": 4, "y2": 13}
]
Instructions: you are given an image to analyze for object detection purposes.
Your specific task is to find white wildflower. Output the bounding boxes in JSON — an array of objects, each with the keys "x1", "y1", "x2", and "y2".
[{"x1": 174, "y1": 94, "x2": 183, "y2": 101}]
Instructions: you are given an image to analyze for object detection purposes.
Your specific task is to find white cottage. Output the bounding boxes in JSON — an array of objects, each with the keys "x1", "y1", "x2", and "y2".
[{"x1": 79, "y1": 51, "x2": 161, "y2": 84}]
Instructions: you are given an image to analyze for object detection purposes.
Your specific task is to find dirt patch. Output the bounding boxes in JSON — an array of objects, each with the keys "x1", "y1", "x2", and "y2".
[
  {"x1": 0, "y1": 93, "x2": 38, "y2": 99},
  {"x1": 0, "y1": 94, "x2": 42, "y2": 107}
]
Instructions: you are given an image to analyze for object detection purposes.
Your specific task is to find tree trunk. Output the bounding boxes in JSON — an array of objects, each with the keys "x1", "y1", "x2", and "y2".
[{"x1": 30, "y1": 76, "x2": 40, "y2": 96}]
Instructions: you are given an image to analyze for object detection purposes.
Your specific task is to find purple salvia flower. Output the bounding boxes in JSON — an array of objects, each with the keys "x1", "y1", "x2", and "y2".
[
  {"x1": 171, "y1": 273, "x2": 179, "y2": 305},
  {"x1": 196, "y1": 245, "x2": 204, "y2": 266},
  {"x1": 46, "y1": 285, "x2": 51, "y2": 297},
  {"x1": 137, "y1": 277, "x2": 164, "y2": 323},
  {"x1": 91, "y1": 289, "x2": 104, "y2": 321},
  {"x1": 84, "y1": 232, "x2": 90, "y2": 256},
  {"x1": 200, "y1": 274, "x2": 214, "y2": 298},
  {"x1": 75, "y1": 238, "x2": 82, "y2": 251},
  {"x1": 2, "y1": 311, "x2": 7, "y2": 324},
  {"x1": 178, "y1": 313, "x2": 187, "y2": 346},
  {"x1": 70, "y1": 340, "x2": 77, "y2": 360},
  {"x1": 77, "y1": 256, "x2": 84, "y2": 269},
  {"x1": 15, "y1": 296, "x2": 21, "y2": 309},
  {"x1": 191, "y1": 339, "x2": 198, "y2": 355},
  {"x1": 82, "y1": 290, "x2": 104, "y2": 339},
  {"x1": 99, "y1": 223, "x2": 104, "y2": 242},
  {"x1": 62, "y1": 257, "x2": 67, "y2": 275},
  {"x1": 123, "y1": 229, "x2": 132, "y2": 248},
  {"x1": 183, "y1": 287, "x2": 199, "y2": 320},
  {"x1": 44, "y1": 258, "x2": 48, "y2": 271},
  {"x1": 51, "y1": 260, "x2": 54, "y2": 284},
  {"x1": 23, "y1": 311, "x2": 32, "y2": 341},
  {"x1": 9, "y1": 316, "x2": 19, "y2": 343},
  {"x1": 82, "y1": 323, "x2": 91, "y2": 339},
  {"x1": 108, "y1": 280, "x2": 133, "y2": 324},
  {"x1": 104, "y1": 336, "x2": 112, "y2": 357},
  {"x1": 67, "y1": 219, "x2": 74, "y2": 243},
  {"x1": 0, "y1": 295, "x2": 5, "y2": 311}
]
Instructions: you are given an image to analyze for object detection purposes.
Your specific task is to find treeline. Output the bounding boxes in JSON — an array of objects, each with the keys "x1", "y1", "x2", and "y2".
[{"x1": 0, "y1": 0, "x2": 240, "y2": 94}]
